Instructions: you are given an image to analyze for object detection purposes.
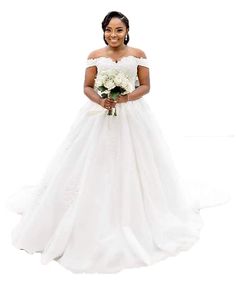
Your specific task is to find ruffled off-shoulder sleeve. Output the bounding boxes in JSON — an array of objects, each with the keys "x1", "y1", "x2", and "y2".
[
  {"x1": 86, "y1": 58, "x2": 97, "y2": 68},
  {"x1": 136, "y1": 57, "x2": 149, "y2": 68}
]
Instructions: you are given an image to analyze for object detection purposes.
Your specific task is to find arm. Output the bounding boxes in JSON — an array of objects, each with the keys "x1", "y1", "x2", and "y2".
[{"x1": 83, "y1": 64, "x2": 102, "y2": 105}]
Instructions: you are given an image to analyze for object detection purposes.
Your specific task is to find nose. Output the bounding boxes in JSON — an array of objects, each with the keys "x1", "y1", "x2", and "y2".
[{"x1": 111, "y1": 31, "x2": 117, "y2": 37}]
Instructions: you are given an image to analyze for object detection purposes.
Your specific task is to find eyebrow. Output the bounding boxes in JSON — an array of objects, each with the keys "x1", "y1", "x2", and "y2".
[{"x1": 106, "y1": 26, "x2": 124, "y2": 29}]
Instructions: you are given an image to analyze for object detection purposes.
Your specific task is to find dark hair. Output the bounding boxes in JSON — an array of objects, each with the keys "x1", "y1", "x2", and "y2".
[{"x1": 101, "y1": 11, "x2": 130, "y2": 45}]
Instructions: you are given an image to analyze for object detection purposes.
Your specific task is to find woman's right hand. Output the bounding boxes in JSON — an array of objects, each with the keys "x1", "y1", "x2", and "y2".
[{"x1": 99, "y1": 98, "x2": 117, "y2": 109}]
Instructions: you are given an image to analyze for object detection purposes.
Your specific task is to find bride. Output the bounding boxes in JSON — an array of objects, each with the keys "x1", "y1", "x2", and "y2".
[{"x1": 6, "y1": 10, "x2": 230, "y2": 274}]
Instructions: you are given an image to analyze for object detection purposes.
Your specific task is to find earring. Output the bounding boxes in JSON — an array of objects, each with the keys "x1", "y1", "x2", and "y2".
[{"x1": 125, "y1": 34, "x2": 128, "y2": 41}]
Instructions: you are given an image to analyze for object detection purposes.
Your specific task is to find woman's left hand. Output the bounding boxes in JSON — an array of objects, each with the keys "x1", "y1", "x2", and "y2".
[{"x1": 107, "y1": 98, "x2": 117, "y2": 108}]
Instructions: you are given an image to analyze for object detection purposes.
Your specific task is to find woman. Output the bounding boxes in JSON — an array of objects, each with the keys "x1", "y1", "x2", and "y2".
[
  {"x1": 84, "y1": 11, "x2": 150, "y2": 111},
  {"x1": 7, "y1": 11, "x2": 229, "y2": 274}
]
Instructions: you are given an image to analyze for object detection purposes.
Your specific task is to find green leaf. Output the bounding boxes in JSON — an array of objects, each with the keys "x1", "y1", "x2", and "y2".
[{"x1": 98, "y1": 86, "x2": 107, "y2": 92}]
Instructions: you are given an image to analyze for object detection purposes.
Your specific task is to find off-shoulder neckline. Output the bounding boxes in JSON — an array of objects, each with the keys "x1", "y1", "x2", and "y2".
[{"x1": 87, "y1": 55, "x2": 147, "y2": 64}]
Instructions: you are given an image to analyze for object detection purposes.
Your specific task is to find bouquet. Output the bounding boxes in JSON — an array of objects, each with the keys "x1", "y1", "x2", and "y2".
[{"x1": 94, "y1": 69, "x2": 132, "y2": 116}]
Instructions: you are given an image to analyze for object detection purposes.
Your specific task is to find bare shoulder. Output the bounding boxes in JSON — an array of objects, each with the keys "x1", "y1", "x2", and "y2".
[
  {"x1": 87, "y1": 47, "x2": 107, "y2": 59},
  {"x1": 128, "y1": 47, "x2": 147, "y2": 59}
]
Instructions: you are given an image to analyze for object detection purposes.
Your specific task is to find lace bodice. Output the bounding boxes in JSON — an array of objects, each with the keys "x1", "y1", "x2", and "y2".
[{"x1": 86, "y1": 55, "x2": 149, "y2": 90}]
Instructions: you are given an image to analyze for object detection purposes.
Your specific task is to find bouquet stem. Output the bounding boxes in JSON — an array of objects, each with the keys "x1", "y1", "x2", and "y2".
[
  {"x1": 107, "y1": 109, "x2": 113, "y2": 115},
  {"x1": 107, "y1": 106, "x2": 117, "y2": 116}
]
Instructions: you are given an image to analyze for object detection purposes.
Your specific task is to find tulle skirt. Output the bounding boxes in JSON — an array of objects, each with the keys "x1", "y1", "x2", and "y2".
[{"x1": 6, "y1": 98, "x2": 230, "y2": 273}]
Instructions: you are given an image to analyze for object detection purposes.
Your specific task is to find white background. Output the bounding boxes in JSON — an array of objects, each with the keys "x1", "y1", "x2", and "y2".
[{"x1": 0, "y1": 0, "x2": 235, "y2": 282}]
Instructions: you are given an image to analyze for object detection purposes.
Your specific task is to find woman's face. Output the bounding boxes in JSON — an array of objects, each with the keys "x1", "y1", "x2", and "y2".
[{"x1": 104, "y1": 17, "x2": 128, "y2": 47}]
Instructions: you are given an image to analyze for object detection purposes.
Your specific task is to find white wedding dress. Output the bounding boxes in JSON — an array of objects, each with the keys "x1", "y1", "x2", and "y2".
[{"x1": 6, "y1": 55, "x2": 230, "y2": 273}]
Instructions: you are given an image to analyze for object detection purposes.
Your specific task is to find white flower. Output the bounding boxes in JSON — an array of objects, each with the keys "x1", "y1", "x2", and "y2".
[
  {"x1": 104, "y1": 80, "x2": 116, "y2": 90},
  {"x1": 94, "y1": 77, "x2": 103, "y2": 87},
  {"x1": 114, "y1": 73, "x2": 125, "y2": 86}
]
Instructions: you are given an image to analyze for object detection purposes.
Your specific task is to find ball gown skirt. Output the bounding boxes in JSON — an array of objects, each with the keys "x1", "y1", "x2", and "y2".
[{"x1": 6, "y1": 56, "x2": 230, "y2": 273}]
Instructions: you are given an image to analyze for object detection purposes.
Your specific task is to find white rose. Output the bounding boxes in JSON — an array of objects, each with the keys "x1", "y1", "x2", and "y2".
[
  {"x1": 95, "y1": 77, "x2": 103, "y2": 87},
  {"x1": 104, "y1": 79, "x2": 116, "y2": 90}
]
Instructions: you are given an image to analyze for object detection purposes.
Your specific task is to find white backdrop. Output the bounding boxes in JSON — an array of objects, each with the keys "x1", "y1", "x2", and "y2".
[{"x1": 0, "y1": 0, "x2": 235, "y2": 282}]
